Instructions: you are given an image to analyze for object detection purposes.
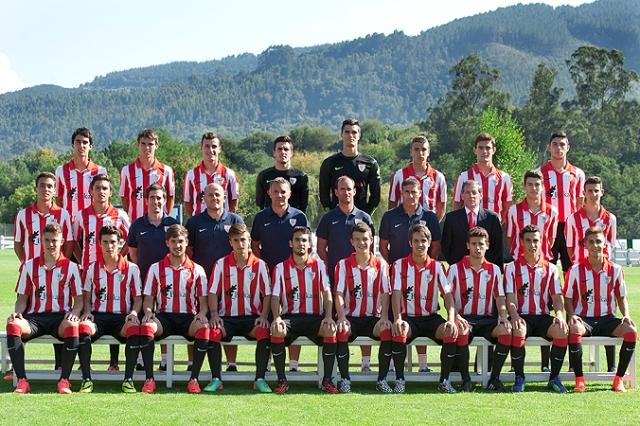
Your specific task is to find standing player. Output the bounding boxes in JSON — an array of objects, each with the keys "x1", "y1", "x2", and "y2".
[
  {"x1": 380, "y1": 176, "x2": 441, "y2": 372},
  {"x1": 207, "y1": 224, "x2": 272, "y2": 392},
  {"x1": 540, "y1": 131, "x2": 585, "y2": 272},
  {"x1": 334, "y1": 223, "x2": 392, "y2": 393},
  {"x1": 183, "y1": 132, "x2": 239, "y2": 216},
  {"x1": 256, "y1": 135, "x2": 309, "y2": 212},
  {"x1": 391, "y1": 224, "x2": 465, "y2": 393},
  {"x1": 319, "y1": 119, "x2": 381, "y2": 214},
  {"x1": 55, "y1": 128, "x2": 108, "y2": 219},
  {"x1": 504, "y1": 225, "x2": 569, "y2": 393},
  {"x1": 120, "y1": 129, "x2": 175, "y2": 222},
  {"x1": 6, "y1": 223, "x2": 83, "y2": 394},
  {"x1": 270, "y1": 226, "x2": 337, "y2": 394},
  {"x1": 139, "y1": 224, "x2": 210, "y2": 393},
  {"x1": 77, "y1": 226, "x2": 143, "y2": 393},
  {"x1": 564, "y1": 227, "x2": 636, "y2": 393},
  {"x1": 452, "y1": 133, "x2": 513, "y2": 222},
  {"x1": 448, "y1": 227, "x2": 510, "y2": 392},
  {"x1": 388, "y1": 136, "x2": 447, "y2": 220}
]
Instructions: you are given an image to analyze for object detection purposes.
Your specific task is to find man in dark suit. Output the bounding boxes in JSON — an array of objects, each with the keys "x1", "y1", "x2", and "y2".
[{"x1": 442, "y1": 180, "x2": 503, "y2": 268}]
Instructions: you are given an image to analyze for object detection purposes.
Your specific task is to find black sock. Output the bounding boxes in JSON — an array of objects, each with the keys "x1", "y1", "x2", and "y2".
[
  {"x1": 78, "y1": 333, "x2": 92, "y2": 380},
  {"x1": 336, "y1": 342, "x2": 350, "y2": 380},
  {"x1": 207, "y1": 341, "x2": 222, "y2": 379},
  {"x1": 540, "y1": 345, "x2": 550, "y2": 369},
  {"x1": 7, "y1": 334, "x2": 26, "y2": 379},
  {"x1": 124, "y1": 334, "x2": 140, "y2": 381},
  {"x1": 190, "y1": 338, "x2": 209, "y2": 380},
  {"x1": 60, "y1": 335, "x2": 79, "y2": 380},
  {"x1": 569, "y1": 343, "x2": 583, "y2": 377},
  {"x1": 139, "y1": 335, "x2": 155, "y2": 379},
  {"x1": 549, "y1": 344, "x2": 567, "y2": 379},
  {"x1": 456, "y1": 345, "x2": 471, "y2": 382},
  {"x1": 377, "y1": 341, "x2": 392, "y2": 381},
  {"x1": 391, "y1": 341, "x2": 406, "y2": 380},
  {"x1": 271, "y1": 341, "x2": 287, "y2": 381},
  {"x1": 511, "y1": 346, "x2": 526, "y2": 377},
  {"x1": 616, "y1": 341, "x2": 636, "y2": 377},
  {"x1": 255, "y1": 339, "x2": 271, "y2": 380},
  {"x1": 606, "y1": 345, "x2": 616, "y2": 370},
  {"x1": 489, "y1": 343, "x2": 510, "y2": 381},
  {"x1": 322, "y1": 341, "x2": 336, "y2": 381},
  {"x1": 439, "y1": 342, "x2": 457, "y2": 382},
  {"x1": 54, "y1": 343, "x2": 62, "y2": 369},
  {"x1": 109, "y1": 344, "x2": 119, "y2": 366}
]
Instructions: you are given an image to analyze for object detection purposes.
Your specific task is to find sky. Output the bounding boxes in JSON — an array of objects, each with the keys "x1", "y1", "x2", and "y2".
[{"x1": 0, "y1": 0, "x2": 594, "y2": 94}]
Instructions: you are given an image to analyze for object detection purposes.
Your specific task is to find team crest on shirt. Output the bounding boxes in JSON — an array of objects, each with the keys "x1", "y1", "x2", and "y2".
[
  {"x1": 134, "y1": 186, "x2": 144, "y2": 200},
  {"x1": 289, "y1": 219, "x2": 297, "y2": 227},
  {"x1": 68, "y1": 187, "x2": 78, "y2": 201},
  {"x1": 424, "y1": 177, "x2": 433, "y2": 187},
  {"x1": 350, "y1": 284, "x2": 362, "y2": 299},
  {"x1": 36, "y1": 285, "x2": 47, "y2": 300},
  {"x1": 98, "y1": 287, "x2": 107, "y2": 301},
  {"x1": 404, "y1": 285, "x2": 414, "y2": 301},
  {"x1": 224, "y1": 225, "x2": 231, "y2": 233},
  {"x1": 357, "y1": 163, "x2": 366, "y2": 172},
  {"x1": 163, "y1": 283, "x2": 173, "y2": 297},
  {"x1": 214, "y1": 176, "x2": 223, "y2": 184},
  {"x1": 289, "y1": 177, "x2": 297, "y2": 186},
  {"x1": 583, "y1": 289, "x2": 594, "y2": 304},
  {"x1": 86, "y1": 231, "x2": 96, "y2": 245},
  {"x1": 546, "y1": 185, "x2": 557, "y2": 200},
  {"x1": 463, "y1": 287, "x2": 473, "y2": 300},
  {"x1": 248, "y1": 271, "x2": 255, "y2": 281},
  {"x1": 601, "y1": 274, "x2": 611, "y2": 285},
  {"x1": 519, "y1": 282, "x2": 529, "y2": 297},
  {"x1": 29, "y1": 231, "x2": 40, "y2": 245},
  {"x1": 226, "y1": 284, "x2": 237, "y2": 299},
  {"x1": 288, "y1": 286, "x2": 299, "y2": 301}
]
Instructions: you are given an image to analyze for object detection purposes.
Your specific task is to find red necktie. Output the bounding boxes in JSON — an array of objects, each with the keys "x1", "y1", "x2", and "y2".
[{"x1": 468, "y1": 211, "x2": 476, "y2": 229}]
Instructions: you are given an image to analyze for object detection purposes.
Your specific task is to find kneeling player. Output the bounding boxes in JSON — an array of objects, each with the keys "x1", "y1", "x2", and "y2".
[
  {"x1": 391, "y1": 224, "x2": 464, "y2": 393},
  {"x1": 140, "y1": 224, "x2": 210, "y2": 393},
  {"x1": 78, "y1": 226, "x2": 143, "y2": 393},
  {"x1": 208, "y1": 224, "x2": 272, "y2": 392},
  {"x1": 6, "y1": 223, "x2": 83, "y2": 394},
  {"x1": 449, "y1": 227, "x2": 511, "y2": 392},
  {"x1": 564, "y1": 227, "x2": 637, "y2": 392},
  {"x1": 270, "y1": 226, "x2": 337, "y2": 394},
  {"x1": 505, "y1": 225, "x2": 569, "y2": 393},
  {"x1": 334, "y1": 222, "x2": 392, "y2": 393}
]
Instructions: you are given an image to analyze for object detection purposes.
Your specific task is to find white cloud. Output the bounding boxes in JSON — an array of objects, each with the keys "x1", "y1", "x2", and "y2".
[{"x1": 0, "y1": 53, "x2": 27, "y2": 94}]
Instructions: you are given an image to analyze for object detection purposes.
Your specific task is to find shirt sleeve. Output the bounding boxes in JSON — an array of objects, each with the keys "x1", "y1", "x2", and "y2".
[
  {"x1": 143, "y1": 263, "x2": 158, "y2": 296},
  {"x1": 318, "y1": 260, "x2": 330, "y2": 292},
  {"x1": 15, "y1": 261, "x2": 30, "y2": 295},
  {"x1": 129, "y1": 264, "x2": 142, "y2": 297},
  {"x1": 366, "y1": 160, "x2": 381, "y2": 214},
  {"x1": 183, "y1": 170, "x2": 193, "y2": 203},
  {"x1": 504, "y1": 173, "x2": 513, "y2": 203},
  {"x1": 503, "y1": 263, "x2": 515, "y2": 294},
  {"x1": 55, "y1": 165, "x2": 65, "y2": 200},
  {"x1": 437, "y1": 262, "x2": 451, "y2": 295},
  {"x1": 227, "y1": 169, "x2": 239, "y2": 201},
  {"x1": 61, "y1": 211, "x2": 73, "y2": 242},
  {"x1": 259, "y1": 261, "x2": 271, "y2": 297},
  {"x1": 209, "y1": 258, "x2": 223, "y2": 296},
  {"x1": 318, "y1": 157, "x2": 332, "y2": 209},
  {"x1": 271, "y1": 264, "x2": 282, "y2": 297},
  {"x1": 388, "y1": 169, "x2": 401, "y2": 204},
  {"x1": 255, "y1": 170, "x2": 266, "y2": 208},
  {"x1": 614, "y1": 267, "x2": 626, "y2": 298},
  {"x1": 119, "y1": 166, "x2": 129, "y2": 199},
  {"x1": 427, "y1": 212, "x2": 441, "y2": 241},
  {"x1": 165, "y1": 166, "x2": 176, "y2": 197},
  {"x1": 548, "y1": 265, "x2": 561, "y2": 296},
  {"x1": 250, "y1": 212, "x2": 262, "y2": 241},
  {"x1": 437, "y1": 172, "x2": 447, "y2": 203},
  {"x1": 493, "y1": 266, "x2": 505, "y2": 298},
  {"x1": 392, "y1": 259, "x2": 403, "y2": 291},
  {"x1": 565, "y1": 214, "x2": 576, "y2": 249},
  {"x1": 68, "y1": 263, "x2": 83, "y2": 297},
  {"x1": 506, "y1": 205, "x2": 516, "y2": 238},
  {"x1": 316, "y1": 215, "x2": 329, "y2": 240},
  {"x1": 452, "y1": 172, "x2": 465, "y2": 203},
  {"x1": 299, "y1": 173, "x2": 309, "y2": 213},
  {"x1": 379, "y1": 259, "x2": 391, "y2": 294},
  {"x1": 195, "y1": 265, "x2": 208, "y2": 298},
  {"x1": 334, "y1": 260, "x2": 346, "y2": 295},
  {"x1": 82, "y1": 264, "x2": 94, "y2": 293},
  {"x1": 14, "y1": 209, "x2": 25, "y2": 243},
  {"x1": 563, "y1": 266, "x2": 577, "y2": 298}
]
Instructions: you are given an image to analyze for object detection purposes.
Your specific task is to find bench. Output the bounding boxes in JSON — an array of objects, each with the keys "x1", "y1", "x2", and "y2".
[{"x1": 0, "y1": 333, "x2": 635, "y2": 389}]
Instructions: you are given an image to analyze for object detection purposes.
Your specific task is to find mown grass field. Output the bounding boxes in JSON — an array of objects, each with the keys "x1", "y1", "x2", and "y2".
[{"x1": 0, "y1": 250, "x2": 638, "y2": 425}]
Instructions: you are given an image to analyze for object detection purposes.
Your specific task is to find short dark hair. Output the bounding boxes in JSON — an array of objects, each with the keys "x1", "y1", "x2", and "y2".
[
  {"x1": 401, "y1": 176, "x2": 420, "y2": 189},
  {"x1": 409, "y1": 224, "x2": 431, "y2": 241},
  {"x1": 71, "y1": 128, "x2": 93, "y2": 146},
  {"x1": 291, "y1": 225, "x2": 312, "y2": 240},
  {"x1": 474, "y1": 133, "x2": 495, "y2": 148},
  {"x1": 99, "y1": 225, "x2": 123, "y2": 240},
  {"x1": 137, "y1": 129, "x2": 158, "y2": 143},
  {"x1": 519, "y1": 224, "x2": 541, "y2": 240},
  {"x1": 43, "y1": 222, "x2": 62, "y2": 236},
  {"x1": 35, "y1": 172, "x2": 56, "y2": 187},
  {"x1": 351, "y1": 222, "x2": 372, "y2": 238},
  {"x1": 273, "y1": 135, "x2": 293, "y2": 150},
  {"x1": 90, "y1": 174, "x2": 111, "y2": 190},
  {"x1": 549, "y1": 131, "x2": 568, "y2": 143},
  {"x1": 462, "y1": 179, "x2": 481, "y2": 193},
  {"x1": 145, "y1": 183, "x2": 166, "y2": 198},
  {"x1": 584, "y1": 226, "x2": 605, "y2": 242},
  {"x1": 468, "y1": 226, "x2": 489, "y2": 241},
  {"x1": 228, "y1": 223, "x2": 249, "y2": 238},
  {"x1": 268, "y1": 177, "x2": 291, "y2": 190},
  {"x1": 523, "y1": 169, "x2": 543, "y2": 185},
  {"x1": 201, "y1": 132, "x2": 219, "y2": 145},
  {"x1": 341, "y1": 119, "x2": 360, "y2": 132},
  {"x1": 410, "y1": 135, "x2": 429, "y2": 147},
  {"x1": 585, "y1": 176, "x2": 602, "y2": 187},
  {"x1": 165, "y1": 224, "x2": 188, "y2": 240}
]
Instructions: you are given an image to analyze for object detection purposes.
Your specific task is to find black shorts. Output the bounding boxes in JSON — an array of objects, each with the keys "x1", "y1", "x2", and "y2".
[
  {"x1": 222, "y1": 315, "x2": 257, "y2": 342},
  {"x1": 582, "y1": 315, "x2": 622, "y2": 337},
  {"x1": 92, "y1": 312, "x2": 127, "y2": 343},
  {"x1": 346, "y1": 316, "x2": 379, "y2": 341},
  {"x1": 156, "y1": 312, "x2": 195, "y2": 341},
  {"x1": 521, "y1": 314, "x2": 554, "y2": 341},
  {"x1": 403, "y1": 314, "x2": 446, "y2": 344},
  {"x1": 463, "y1": 315, "x2": 498, "y2": 343},
  {"x1": 282, "y1": 314, "x2": 323, "y2": 346},
  {"x1": 23, "y1": 312, "x2": 66, "y2": 341}
]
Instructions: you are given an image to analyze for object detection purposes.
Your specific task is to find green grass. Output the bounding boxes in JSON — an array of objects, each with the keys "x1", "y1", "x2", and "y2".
[{"x1": 1, "y1": 250, "x2": 639, "y2": 425}]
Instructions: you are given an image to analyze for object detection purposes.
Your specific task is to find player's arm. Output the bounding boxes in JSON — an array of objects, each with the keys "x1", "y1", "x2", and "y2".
[
  {"x1": 321, "y1": 288, "x2": 335, "y2": 329},
  {"x1": 430, "y1": 240, "x2": 441, "y2": 260},
  {"x1": 318, "y1": 159, "x2": 331, "y2": 210},
  {"x1": 505, "y1": 235, "x2": 514, "y2": 254},
  {"x1": 184, "y1": 202, "x2": 193, "y2": 218},
  {"x1": 81, "y1": 290, "x2": 93, "y2": 320},
  {"x1": 127, "y1": 296, "x2": 142, "y2": 325},
  {"x1": 435, "y1": 201, "x2": 446, "y2": 222},
  {"x1": 452, "y1": 201, "x2": 463, "y2": 210},
  {"x1": 617, "y1": 295, "x2": 634, "y2": 325},
  {"x1": 10, "y1": 294, "x2": 29, "y2": 319},
  {"x1": 316, "y1": 237, "x2": 328, "y2": 263},
  {"x1": 550, "y1": 293, "x2": 568, "y2": 333},
  {"x1": 166, "y1": 195, "x2": 175, "y2": 215},
  {"x1": 367, "y1": 161, "x2": 381, "y2": 214},
  {"x1": 121, "y1": 197, "x2": 129, "y2": 214},
  {"x1": 195, "y1": 294, "x2": 209, "y2": 324},
  {"x1": 251, "y1": 240, "x2": 262, "y2": 259},
  {"x1": 495, "y1": 295, "x2": 509, "y2": 326},
  {"x1": 141, "y1": 295, "x2": 155, "y2": 323},
  {"x1": 379, "y1": 238, "x2": 390, "y2": 263},
  {"x1": 506, "y1": 292, "x2": 523, "y2": 330},
  {"x1": 207, "y1": 293, "x2": 223, "y2": 328},
  {"x1": 379, "y1": 292, "x2": 391, "y2": 327},
  {"x1": 334, "y1": 292, "x2": 347, "y2": 323},
  {"x1": 129, "y1": 247, "x2": 138, "y2": 263},
  {"x1": 68, "y1": 293, "x2": 83, "y2": 320},
  {"x1": 13, "y1": 242, "x2": 24, "y2": 262},
  {"x1": 228, "y1": 198, "x2": 238, "y2": 213}
]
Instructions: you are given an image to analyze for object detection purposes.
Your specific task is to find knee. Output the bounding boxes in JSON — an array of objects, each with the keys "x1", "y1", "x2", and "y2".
[{"x1": 79, "y1": 321, "x2": 94, "y2": 336}]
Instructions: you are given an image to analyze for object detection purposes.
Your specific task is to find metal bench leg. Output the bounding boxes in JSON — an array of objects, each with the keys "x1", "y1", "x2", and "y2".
[
  {"x1": 317, "y1": 345, "x2": 323, "y2": 389},
  {"x1": 406, "y1": 343, "x2": 413, "y2": 373},
  {"x1": 1, "y1": 337, "x2": 8, "y2": 373},
  {"x1": 166, "y1": 342, "x2": 174, "y2": 388},
  {"x1": 481, "y1": 343, "x2": 489, "y2": 388}
]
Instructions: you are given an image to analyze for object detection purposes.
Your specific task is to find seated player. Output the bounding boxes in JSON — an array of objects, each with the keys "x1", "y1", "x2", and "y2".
[
  {"x1": 270, "y1": 226, "x2": 337, "y2": 394},
  {"x1": 207, "y1": 224, "x2": 272, "y2": 393},
  {"x1": 391, "y1": 224, "x2": 464, "y2": 393},
  {"x1": 564, "y1": 226, "x2": 637, "y2": 392},
  {"x1": 6, "y1": 223, "x2": 83, "y2": 394},
  {"x1": 139, "y1": 224, "x2": 210, "y2": 393},
  {"x1": 505, "y1": 225, "x2": 569, "y2": 393},
  {"x1": 334, "y1": 222, "x2": 392, "y2": 393},
  {"x1": 448, "y1": 226, "x2": 511, "y2": 392},
  {"x1": 78, "y1": 226, "x2": 143, "y2": 393}
]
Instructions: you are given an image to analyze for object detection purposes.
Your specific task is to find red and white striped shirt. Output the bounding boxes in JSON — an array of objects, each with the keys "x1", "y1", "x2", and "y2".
[
  {"x1": 119, "y1": 158, "x2": 175, "y2": 221},
  {"x1": 73, "y1": 205, "x2": 130, "y2": 270},
  {"x1": 16, "y1": 256, "x2": 82, "y2": 314},
  {"x1": 209, "y1": 252, "x2": 270, "y2": 316},
  {"x1": 183, "y1": 162, "x2": 239, "y2": 215},
  {"x1": 453, "y1": 164, "x2": 513, "y2": 217},
  {"x1": 541, "y1": 160, "x2": 585, "y2": 222},
  {"x1": 83, "y1": 256, "x2": 142, "y2": 314},
  {"x1": 335, "y1": 254, "x2": 390, "y2": 317},
  {"x1": 392, "y1": 256, "x2": 449, "y2": 317},
  {"x1": 55, "y1": 159, "x2": 108, "y2": 219},
  {"x1": 506, "y1": 200, "x2": 558, "y2": 260},
  {"x1": 14, "y1": 203, "x2": 73, "y2": 263},
  {"x1": 448, "y1": 257, "x2": 503, "y2": 316},
  {"x1": 504, "y1": 258, "x2": 561, "y2": 315},
  {"x1": 143, "y1": 255, "x2": 208, "y2": 315},
  {"x1": 564, "y1": 259, "x2": 625, "y2": 318},
  {"x1": 388, "y1": 163, "x2": 446, "y2": 213},
  {"x1": 565, "y1": 207, "x2": 617, "y2": 263},
  {"x1": 272, "y1": 256, "x2": 330, "y2": 316}
]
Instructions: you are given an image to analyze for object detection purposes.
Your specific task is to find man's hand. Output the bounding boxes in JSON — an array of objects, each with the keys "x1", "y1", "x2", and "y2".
[
  {"x1": 270, "y1": 317, "x2": 286, "y2": 335},
  {"x1": 65, "y1": 311, "x2": 80, "y2": 322},
  {"x1": 321, "y1": 317, "x2": 336, "y2": 331},
  {"x1": 553, "y1": 316, "x2": 569, "y2": 335},
  {"x1": 336, "y1": 317, "x2": 350, "y2": 334},
  {"x1": 392, "y1": 319, "x2": 406, "y2": 336},
  {"x1": 142, "y1": 310, "x2": 155, "y2": 324},
  {"x1": 80, "y1": 312, "x2": 94, "y2": 322},
  {"x1": 443, "y1": 319, "x2": 458, "y2": 339},
  {"x1": 126, "y1": 312, "x2": 140, "y2": 325},
  {"x1": 7, "y1": 312, "x2": 23, "y2": 322},
  {"x1": 210, "y1": 315, "x2": 224, "y2": 329},
  {"x1": 255, "y1": 316, "x2": 269, "y2": 329},
  {"x1": 195, "y1": 312, "x2": 208, "y2": 324}
]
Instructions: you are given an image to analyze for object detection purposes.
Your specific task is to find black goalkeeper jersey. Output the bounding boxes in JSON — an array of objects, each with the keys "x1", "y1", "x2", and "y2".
[{"x1": 255, "y1": 167, "x2": 309, "y2": 212}]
